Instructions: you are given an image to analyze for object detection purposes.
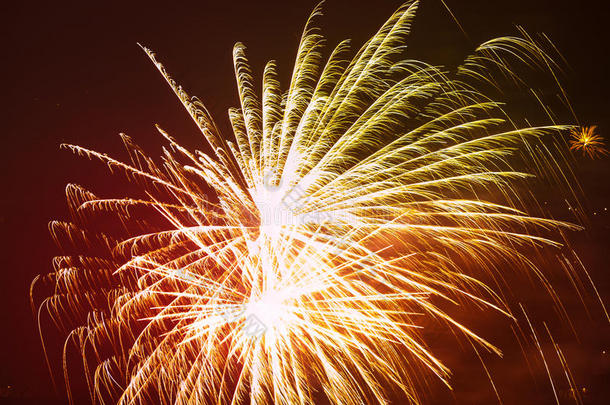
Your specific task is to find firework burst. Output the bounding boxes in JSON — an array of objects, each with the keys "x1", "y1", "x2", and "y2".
[
  {"x1": 569, "y1": 125, "x2": 607, "y2": 158},
  {"x1": 32, "y1": 1, "x2": 605, "y2": 404}
]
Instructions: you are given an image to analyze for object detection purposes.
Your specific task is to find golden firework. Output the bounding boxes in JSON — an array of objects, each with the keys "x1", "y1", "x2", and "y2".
[
  {"x1": 32, "y1": 1, "x2": 605, "y2": 404},
  {"x1": 569, "y1": 125, "x2": 608, "y2": 158}
]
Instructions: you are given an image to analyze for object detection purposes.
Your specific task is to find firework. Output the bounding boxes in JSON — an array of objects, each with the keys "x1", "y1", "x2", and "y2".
[
  {"x1": 32, "y1": 1, "x2": 604, "y2": 404},
  {"x1": 569, "y1": 125, "x2": 608, "y2": 158}
]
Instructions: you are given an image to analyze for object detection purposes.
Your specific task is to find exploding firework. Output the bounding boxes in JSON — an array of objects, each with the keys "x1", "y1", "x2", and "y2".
[
  {"x1": 569, "y1": 125, "x2": 608, "y2": 158},
  {"x1": 32, "y1": 1, "x2": 605, "y2": 404}
]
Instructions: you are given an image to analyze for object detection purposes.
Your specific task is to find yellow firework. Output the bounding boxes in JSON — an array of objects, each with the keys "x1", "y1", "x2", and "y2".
[
  {"x1": 569, "y1": 125, "x2": 608, "y2": 158},
  {"x1": 32, "y1": 2, "x2": 603, "y2": 404}
]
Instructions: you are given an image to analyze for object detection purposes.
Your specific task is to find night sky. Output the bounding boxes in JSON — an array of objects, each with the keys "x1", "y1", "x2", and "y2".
[{"x1": 2, "y1": 0, "x2": 609, "y2": 403}]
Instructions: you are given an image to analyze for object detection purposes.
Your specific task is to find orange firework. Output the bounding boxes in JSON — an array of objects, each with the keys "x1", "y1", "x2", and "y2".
[
  {"x1": 31, "y1": 2, "x2": 607, "y2": 404},
  {"x1": 569, "y1": 125, "x2": 608, "y2": 158}
]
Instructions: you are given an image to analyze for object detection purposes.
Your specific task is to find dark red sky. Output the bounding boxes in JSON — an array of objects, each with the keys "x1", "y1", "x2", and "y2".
[{"x1": 2, "y1": 0, "x2": 609, "y2": 403}]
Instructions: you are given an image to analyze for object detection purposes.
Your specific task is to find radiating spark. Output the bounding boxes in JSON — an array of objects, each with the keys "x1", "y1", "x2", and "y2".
[
  {"x1": 31, "y1": 1, "x2": 605, "y2": 404},
  {"x1": 569, "y1": 125, "x2": 608, "y2": 158}
]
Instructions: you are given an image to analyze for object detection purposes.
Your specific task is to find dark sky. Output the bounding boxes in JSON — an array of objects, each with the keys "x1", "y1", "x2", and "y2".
[{"x1": 2, "y1": 0, "x2": 609, "y2": 403}]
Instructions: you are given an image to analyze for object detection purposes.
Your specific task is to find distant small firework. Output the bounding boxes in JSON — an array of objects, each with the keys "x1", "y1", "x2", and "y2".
[
  {"x1": 31, "y1": 1, "x2": 606, "y2": 404},
  {"x1": 569, "y1": 125, "x2": 608, "y2": 158}
]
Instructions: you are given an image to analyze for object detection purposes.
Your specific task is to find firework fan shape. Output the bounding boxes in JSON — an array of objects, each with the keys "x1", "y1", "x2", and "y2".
[{"x1": 32, "y1": 1, "x2": 605, "y2": 404}]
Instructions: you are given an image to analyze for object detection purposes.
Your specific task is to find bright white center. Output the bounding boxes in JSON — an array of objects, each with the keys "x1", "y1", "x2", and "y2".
[{"x1": 245, "y1": 291, "x2": 293, "y2": 334}]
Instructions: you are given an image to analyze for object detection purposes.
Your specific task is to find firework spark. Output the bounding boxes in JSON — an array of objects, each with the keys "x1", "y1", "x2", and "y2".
[
  {"x1": 32, "y1": 1, "x2": 604, "y2": 404},
  {"x1": 569, "y1": 125, "x2": 608, "y2": 158}
]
